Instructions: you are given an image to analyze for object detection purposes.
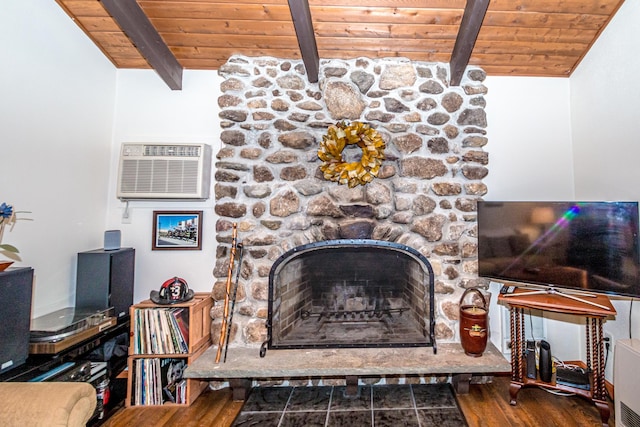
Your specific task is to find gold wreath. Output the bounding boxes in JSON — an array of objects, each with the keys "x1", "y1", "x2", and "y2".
[{"x1": 318, "y1": 121, "x2": 385, "y2": 188}]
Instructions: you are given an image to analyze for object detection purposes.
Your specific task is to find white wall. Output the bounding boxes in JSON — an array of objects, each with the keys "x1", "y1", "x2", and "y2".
[
  {"x1": 570, "y1": 0, "x2": 640, "y2": 381},
  {"x1": 106, "y1": 70, "x2": 222, "y2": 304},
  {"x1": 571, "y1": 0, "x2": 640, "y2": 203},
  {"x1": 0, "y1": 2, "x2": 116, "y2": 317},
  {"x1": 484, "y1": 76, "x2": 575, "y2": 202}
]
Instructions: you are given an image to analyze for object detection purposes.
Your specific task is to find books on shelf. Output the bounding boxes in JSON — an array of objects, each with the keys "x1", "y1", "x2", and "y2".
[
  {"x1": 132, "y1": 308, "x2": 190, "y2": 355},
  {"x1": 133, "y1": 358, "x2": 187, "y2": 405}
]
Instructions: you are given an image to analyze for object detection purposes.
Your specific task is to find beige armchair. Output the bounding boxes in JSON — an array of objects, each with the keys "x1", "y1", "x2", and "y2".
[{"x1": 0, "y1": 382, "x2": 96, "y2": 427}]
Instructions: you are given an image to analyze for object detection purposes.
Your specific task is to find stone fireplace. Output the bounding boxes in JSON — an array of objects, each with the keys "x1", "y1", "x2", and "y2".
[
  {"x1": 265, "y1": 239, "x2": 435, "y2": 353},
  {"x1": 211, "y1": 55, "x2": 489, "y2": 354}
]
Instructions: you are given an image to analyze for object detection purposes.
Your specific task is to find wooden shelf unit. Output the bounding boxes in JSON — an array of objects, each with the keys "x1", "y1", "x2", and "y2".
[
  {"x1": 498, "y1": 289, "x2": 615, "y2": 427},
  {"x1": 126, "y1": 292, "x2": 213, "y2": 407}
]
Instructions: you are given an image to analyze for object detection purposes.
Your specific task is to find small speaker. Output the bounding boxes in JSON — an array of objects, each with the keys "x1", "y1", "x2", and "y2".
[
  {"x1": 104, "y1": 230, "x2": 121, "y2": 251},
  {"x1": 539, "y1": 340, "x2": 553, "y2": 382}
]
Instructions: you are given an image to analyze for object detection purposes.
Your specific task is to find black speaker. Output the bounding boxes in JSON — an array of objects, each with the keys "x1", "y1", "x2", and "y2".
[
  {"x1": 526, "y1": 340, "x2": 537, "y2": 379},
  {"x1": 0, "y1": 267, "x2": 33, "y2": 374},
  {"x1": 75, "y1": 248, "x2": 134, "y2": 320},
  {"x1": 539, "y1": 340, "x2": 552, "y2": 382}
]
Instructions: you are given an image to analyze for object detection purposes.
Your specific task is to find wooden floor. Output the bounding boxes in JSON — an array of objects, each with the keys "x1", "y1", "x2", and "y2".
[{"x1": 101, "y1": 375, "x2": 613, "y2": 427}]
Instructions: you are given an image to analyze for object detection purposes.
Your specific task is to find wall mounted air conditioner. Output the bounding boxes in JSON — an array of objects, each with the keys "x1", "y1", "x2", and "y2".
[
  {"x1": 117, "y1": 143, "x2": 212, "y2": 200},
  {"x1": 615, "y1": 339, "x2": 640, "y2": 427}
]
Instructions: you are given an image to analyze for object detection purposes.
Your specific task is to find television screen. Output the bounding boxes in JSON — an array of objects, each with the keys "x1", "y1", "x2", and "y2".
[{"x1": 477, "y1": 201, "x2": 640, "y2": 298}]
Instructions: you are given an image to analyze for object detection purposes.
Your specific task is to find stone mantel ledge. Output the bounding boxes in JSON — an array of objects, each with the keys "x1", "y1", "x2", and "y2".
[{"x1": 185, "y1": 343, "x2": 509, "y2": 380}]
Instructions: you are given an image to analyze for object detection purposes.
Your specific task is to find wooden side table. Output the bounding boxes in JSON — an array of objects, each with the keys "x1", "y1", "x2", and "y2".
[{"x1": 498, "y1": 288, "x2": 615, "y2": 427}]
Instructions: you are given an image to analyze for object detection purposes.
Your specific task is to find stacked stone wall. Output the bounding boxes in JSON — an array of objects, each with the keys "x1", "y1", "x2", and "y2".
[{"x1": 211, "y1": 55, "x2": 489, "y2": 349}]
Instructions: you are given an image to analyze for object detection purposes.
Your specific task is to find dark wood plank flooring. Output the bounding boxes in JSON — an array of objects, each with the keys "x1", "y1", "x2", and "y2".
[{"x1": 101, "y1": 375, "x2": 613, "y2": 427}]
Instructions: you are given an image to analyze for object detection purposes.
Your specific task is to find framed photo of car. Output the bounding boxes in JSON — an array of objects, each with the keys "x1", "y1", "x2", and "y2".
[{"x1": 152, "y1": 211, "x2": 203, "y2": 250}]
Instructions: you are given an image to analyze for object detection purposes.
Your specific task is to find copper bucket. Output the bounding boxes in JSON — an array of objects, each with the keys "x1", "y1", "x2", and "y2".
[{"x1": 459, "y1": 288, "x2": 488, "y2": 357}]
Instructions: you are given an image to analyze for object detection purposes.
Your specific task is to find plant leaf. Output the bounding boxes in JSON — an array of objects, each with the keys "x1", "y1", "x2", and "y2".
[{"x1": 0, "y1": 244, "x2": 19, "y2": 253}]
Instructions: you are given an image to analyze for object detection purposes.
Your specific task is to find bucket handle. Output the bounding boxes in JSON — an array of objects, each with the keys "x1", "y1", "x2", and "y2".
[{"x1": 459, "y1": 287, "x2": 487, "y2": 310}]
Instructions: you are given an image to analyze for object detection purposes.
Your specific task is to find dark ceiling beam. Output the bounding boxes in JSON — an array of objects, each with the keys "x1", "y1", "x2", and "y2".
[
  {"x1": 449, "y1": 0, "x2": 490, "y2": 86},
  {"x1": 101, "y1": 0, "x2": 183, "y2": 90},
  {"x1": 287, "y1": 0, "x2": 319, "y2": 83}
]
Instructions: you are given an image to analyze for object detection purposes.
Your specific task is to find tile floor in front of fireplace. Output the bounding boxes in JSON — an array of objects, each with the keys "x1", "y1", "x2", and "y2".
[{"x1": 231, "y1": 383, "x2": 468, "y2": 427}]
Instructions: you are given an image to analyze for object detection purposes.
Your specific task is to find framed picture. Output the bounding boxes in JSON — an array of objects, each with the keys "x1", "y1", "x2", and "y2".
[{"x1": 152, "y1": 211, "x2": 203, "y2": 250}]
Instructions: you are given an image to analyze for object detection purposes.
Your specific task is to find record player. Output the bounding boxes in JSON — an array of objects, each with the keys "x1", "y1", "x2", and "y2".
[{"x1": 29, "y1": 307, "x2": 116, "y2": 354}]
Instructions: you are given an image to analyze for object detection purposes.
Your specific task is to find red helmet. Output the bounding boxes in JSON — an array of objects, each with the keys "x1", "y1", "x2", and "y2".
[{"x1": 150, "y1": 276, "x2": 194, "y2": 305}]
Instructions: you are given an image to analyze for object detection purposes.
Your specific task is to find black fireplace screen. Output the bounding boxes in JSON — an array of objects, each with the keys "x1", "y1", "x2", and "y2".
[{"x1": 263, "y1": 239, "x2": 436, "y2": 354}]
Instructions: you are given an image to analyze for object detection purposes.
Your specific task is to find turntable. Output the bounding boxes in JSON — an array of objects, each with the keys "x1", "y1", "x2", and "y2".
[{"x1": 29, "y1": 307, "x2": 116, "y2": 354}]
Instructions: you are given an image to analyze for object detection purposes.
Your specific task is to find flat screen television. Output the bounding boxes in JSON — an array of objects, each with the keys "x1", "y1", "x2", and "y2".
[{"x1": 477, "y1": 201, "x2": 640, "y2": 298}]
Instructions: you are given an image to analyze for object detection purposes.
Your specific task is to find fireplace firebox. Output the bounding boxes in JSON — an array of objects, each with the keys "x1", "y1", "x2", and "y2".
[{"x1": 261, "y1": 240, "x2": 436, "y2": 356}]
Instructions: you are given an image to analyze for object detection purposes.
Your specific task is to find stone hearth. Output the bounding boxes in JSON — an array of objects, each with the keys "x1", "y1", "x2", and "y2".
[{"x1": 185, "y1": 342, "x2": 510, "y2": 396}]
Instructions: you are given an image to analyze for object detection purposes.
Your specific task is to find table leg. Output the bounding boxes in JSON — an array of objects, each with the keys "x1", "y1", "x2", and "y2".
[
  {"x1": 593, "y1": 399, "x2": 610, "y2": 427},
  {"x1": 509, "y1": 381, "x2": 522, "y2": 406}
]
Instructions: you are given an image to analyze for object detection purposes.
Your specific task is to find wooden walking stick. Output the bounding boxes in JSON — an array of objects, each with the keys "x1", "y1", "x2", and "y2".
[
  {"x1": 216, "y1": 223, "x2": 237, "y2": 363},
  {"x1": 223, "y1": 241, "x2": 243, "y2": 363}
]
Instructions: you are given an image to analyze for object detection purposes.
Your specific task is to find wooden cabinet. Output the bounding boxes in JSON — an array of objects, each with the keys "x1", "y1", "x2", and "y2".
[
  {"x1": 126, "y1": 293, "x2": 213, "y2": 407},
  {"x1": 499, "y1": 289, "x2": 615, "y2": 427}
]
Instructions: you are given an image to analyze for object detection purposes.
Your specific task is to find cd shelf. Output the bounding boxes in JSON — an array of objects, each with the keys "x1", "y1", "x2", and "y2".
[{"x1": 126, "y1": 293, "x2": 213, "y2": 407}]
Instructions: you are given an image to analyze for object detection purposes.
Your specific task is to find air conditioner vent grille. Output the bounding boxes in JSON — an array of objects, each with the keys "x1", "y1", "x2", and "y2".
[
  {"x1": 120, "y1": 159, "x2": 199, "y2": 195},
  {"x1": 622, "y1": 401, "x2": 640, "y2": 427}
]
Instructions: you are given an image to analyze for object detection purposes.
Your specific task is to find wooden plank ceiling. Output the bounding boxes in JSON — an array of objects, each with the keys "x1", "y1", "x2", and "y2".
[{"x1": 56, "y1": 0, "x2": 624, "y2": 84}]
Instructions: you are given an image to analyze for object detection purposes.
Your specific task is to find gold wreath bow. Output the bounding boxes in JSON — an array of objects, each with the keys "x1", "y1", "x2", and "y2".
[{"x1": 318, "y1": 121, "x2": 385, "y2": 188}]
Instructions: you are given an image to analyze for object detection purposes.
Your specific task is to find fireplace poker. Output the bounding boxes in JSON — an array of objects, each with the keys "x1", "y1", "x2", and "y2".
[
  {"x1": 223, "y1": 240, "x2": 243, "y2": 363},
  {"x1": 215, "y1": 223, "x2": 238, "y2": 363}
]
